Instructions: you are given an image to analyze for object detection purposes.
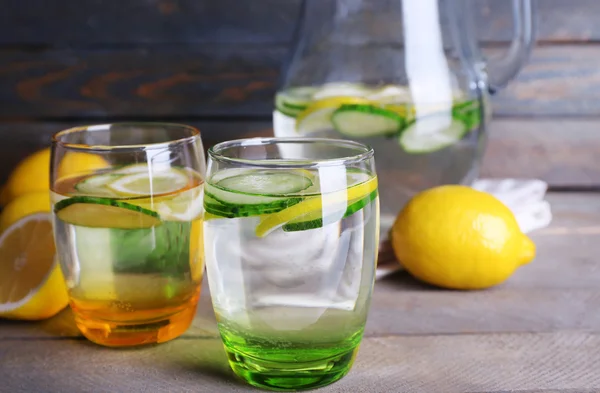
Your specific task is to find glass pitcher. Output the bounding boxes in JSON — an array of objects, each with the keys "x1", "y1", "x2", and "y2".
[{"x1": 273, "y1": 0, "x2": 536, "y2": 220}]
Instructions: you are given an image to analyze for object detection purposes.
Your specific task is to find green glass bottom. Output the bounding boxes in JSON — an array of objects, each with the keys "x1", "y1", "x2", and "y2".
[
  {"x1": 220, "y1": 325, "x2": 363, "y2": 391},
  {"x1": 224, "y1": 344, "x2": 359, "y2": 391}
]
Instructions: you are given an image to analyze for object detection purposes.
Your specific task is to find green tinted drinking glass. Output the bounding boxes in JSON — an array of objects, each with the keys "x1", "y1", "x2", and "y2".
[{"x1": 203, "y1": 137, "x2": 379, "y2": 391}]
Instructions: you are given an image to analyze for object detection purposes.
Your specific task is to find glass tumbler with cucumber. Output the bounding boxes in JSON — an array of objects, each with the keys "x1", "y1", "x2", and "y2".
[
  {"x1": 50, "y1": 123, "x2": 206, "y2": 347},
  {"x1": 203, "y1": 138, "x2": 379, "y2": 391},
  {"x1": 274, "y1": 0, "x2": 536, "y2": 220}
]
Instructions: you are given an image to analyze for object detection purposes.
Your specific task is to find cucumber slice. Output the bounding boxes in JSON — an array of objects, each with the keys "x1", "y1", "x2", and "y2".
[
  {"x1": 205, "y1": 184, "x2": 299, "y2": 207},
  {"x1": 295, "y1": 96, "x2": 371, "y2": 134},
  {"x1": 74, "y1": 173, "x2": 123, "y2": 197},
  {"x1": 204, "y1": 193, "x2": 236, "y2": 218},
  {"x1": 332, "y1": 104, "x2": 404, "y2": 138},
  {"x1": 282, "y1": 189, "x2": 378, "y2": 232},
  {"x1": 399, "y1": 117, "x2": 467, "y2": 154},
  {"x1": 275, "y1": 87, "x2": 318, "y2": 118},
  {"x1": 205, "y1": 170, "x2": 312, "y2": 218},
  {"x1": 205, "y1": 184, "x2": 303, "y2": 218},
  {"x1": 54, "y1": 196, "x2": 161, "y2": 229},
  {"x1": 452, "y1": 100, "x2": 481, "y2": 130},
  {"x1": 344, "y1": 189, "x2": 378, "y2": 217},
  {"x1": 216, "y1": 170, "x2": 313, "y2": 196},
  {"x1": 203, "y1": 190, "x2": 300, "y2": 218}
]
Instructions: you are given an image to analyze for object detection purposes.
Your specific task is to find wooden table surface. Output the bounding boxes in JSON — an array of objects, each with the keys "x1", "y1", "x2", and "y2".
[{"x1": 1, "y1": 192, "x2": 598, "y2": 392}]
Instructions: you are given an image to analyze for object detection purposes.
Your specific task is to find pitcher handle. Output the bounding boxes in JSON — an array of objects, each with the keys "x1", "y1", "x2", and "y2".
[{"x1": 485, "y1": 0, "x2": 537, "y2": 93}]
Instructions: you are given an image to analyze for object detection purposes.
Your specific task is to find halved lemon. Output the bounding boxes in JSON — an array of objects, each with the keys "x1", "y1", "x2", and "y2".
[
  {"x1": 0, "y1": 148, "x2": 109, "y2": 206},
  {"x1": 0, "y1": 212, "x2": 68, "y2": 320}
]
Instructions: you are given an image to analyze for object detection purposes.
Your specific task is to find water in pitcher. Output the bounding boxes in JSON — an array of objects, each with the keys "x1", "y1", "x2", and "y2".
[{"x1": 273, "y1": 82, "x2": 485, "y2": 217}]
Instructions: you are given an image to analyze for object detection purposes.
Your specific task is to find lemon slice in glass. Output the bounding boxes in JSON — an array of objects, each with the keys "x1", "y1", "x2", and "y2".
[
  {"x1": 255, "y1": 175, "x2": 378, "y2": 237},
  {"x1": 108, "y1": 168, "x2": 189, "y2": 196}
]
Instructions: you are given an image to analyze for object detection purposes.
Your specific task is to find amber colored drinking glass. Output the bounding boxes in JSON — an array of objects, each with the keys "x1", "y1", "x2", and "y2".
[{"x1": 50, "y1": 123, "x2": 205, "y2": 347}]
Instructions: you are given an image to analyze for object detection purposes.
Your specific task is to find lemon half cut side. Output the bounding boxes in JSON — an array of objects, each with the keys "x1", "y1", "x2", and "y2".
[{"x1": 0, "y1": 212, "x2": 69, "y2": 320}]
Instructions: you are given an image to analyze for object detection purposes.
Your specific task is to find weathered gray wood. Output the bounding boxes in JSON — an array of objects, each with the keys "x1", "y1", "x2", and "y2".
[
  {"x1": 0, "y1": 46, "x2": 285, "y2": 118},
  {"x1": 475, "y1": 0, "x2": 600, "y2": 42},
  {"x1": 481, "y1": 118, "x2": 600, "y2": 187},
  {"x1": 373, "y1": 191, "x2": 600, "y2": 334},
  {"x1": 0, "y1": 116, "x2": 598, "y2": 186},
  {"x1": 0, "y1": 0, "x2": 303, "y2": 45},
  {"x1": 0, "y1": 45, "x2": 595, "y2": 119},
  {"x1": 1, "y1": 332, "x2": 600, "y2": 392},
  {"x1": 490, "y1": 45, "x2": 600, "y2": 117},
  {"x1": 2, "y1": 193, "x2": 599, "y2": 340},
  {"x1": 0, "y1": 0, "x2": 597, "y2": 45},
  {"x1": 0, "y1": 121, "x2": 273, "y2": 184}
]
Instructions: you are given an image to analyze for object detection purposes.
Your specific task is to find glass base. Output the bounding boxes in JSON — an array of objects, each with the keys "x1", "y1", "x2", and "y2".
[
  {"x1": 72, "y1": 300, "x2": 198, "y2": 347},
  {"x1": 225, "y1": 345, "x2": 359, "y2": 391}
]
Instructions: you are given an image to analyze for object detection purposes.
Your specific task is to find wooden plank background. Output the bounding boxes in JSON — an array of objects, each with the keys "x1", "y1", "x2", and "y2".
[
  {"x1": 0, "y1": 0, "x2": 598, "y2": 186},
  {"x1": 2, "y1": 192, "x2": 600, "y2": 392}
]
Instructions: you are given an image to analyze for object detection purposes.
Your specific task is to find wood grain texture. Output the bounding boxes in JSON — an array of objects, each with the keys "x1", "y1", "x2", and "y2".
[
  {"x1": 0, "y1": 116, "x2": 597, "y2": 186},
  {"x1": 481, "y1": 118, "x2": 600, "y2": 186},
  {"x1": 490, "y1": 45, "x2": 600, "y2": 117},
  {"x1": 0, "y1": 121, "x2": 273, "y2": 184},
  {"x1": 0, "y1": 45, "x2": 595, "y2": 118},
  {"x1": 475, "y1": 0, "x2": 600, "y2": 42},
  {"x1": 1, "y1": 332, "x2": 600, "y2": 392},
  {"x1": 0, "y1": 0, "x2": 597, "y2": 45},
  {"x1": 0, "y1": 0, "x2": 302, "y2": 45},
  {"x1": 0, "y1": 46, "x2": 285, "y2": 118},
  {"x1": 2, "y1": 192, "x2": 598, "y2": 340}
]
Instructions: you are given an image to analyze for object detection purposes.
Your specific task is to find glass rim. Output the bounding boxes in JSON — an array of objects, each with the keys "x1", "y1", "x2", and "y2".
[
  {"x1": 208, "y1": 137, "x2": 375, "y2": 168},
  {"x1": 51, "y1": 122, "x2": 201, "y2": 152}
]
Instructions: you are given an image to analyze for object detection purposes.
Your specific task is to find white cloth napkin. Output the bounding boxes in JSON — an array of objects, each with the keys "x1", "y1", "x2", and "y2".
[{"x1": 375, "y1": 178, "x2": 553, "y2": 280}]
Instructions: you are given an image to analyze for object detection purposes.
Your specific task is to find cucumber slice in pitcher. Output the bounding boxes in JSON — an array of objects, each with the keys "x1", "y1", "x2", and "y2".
[
  {"x1": 452, "y1": 100, "x2": 481, "y2": 130},
  {"x1": 332, "y1": 104, "x2": 404, "y2": 138},
  {"x1": 54, "y1": 196, "x2": 161, "y2": 229},
  {"x1": 275, "y1": 87, "x2": 319, "y2": 118},
  {"x1": 399, "y1": 117, "x2": 467, "y2": 154},
  {"x1": 295, "y1": 96, "x2": 371, "y2": 134}
]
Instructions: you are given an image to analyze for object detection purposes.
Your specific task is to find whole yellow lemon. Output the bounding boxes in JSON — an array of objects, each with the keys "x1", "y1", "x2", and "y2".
[
  {"x1": 0, "y1": 149, "x2": 51, "y2": 205},
  {"x1": 0, "y1": 147, "x2": 109, "y2": 205},
  {"x1": 391, "y1": 185, "x2": 536, "y2": 290},
  {"x1": 0, "y1": 190, "x2": 51, "y2": 233}
]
